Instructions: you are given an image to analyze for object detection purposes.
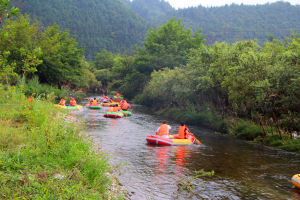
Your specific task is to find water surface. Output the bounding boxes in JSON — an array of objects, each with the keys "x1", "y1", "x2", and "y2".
[{"x1": 77, "y1": 100, "x2": 300, "y2": 199}]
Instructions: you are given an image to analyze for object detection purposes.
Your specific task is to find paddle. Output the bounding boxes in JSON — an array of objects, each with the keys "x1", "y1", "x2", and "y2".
[
  {"x1": 121, "y1": 110, "x2": 128, "y2": 117},
  {"x1": 187, "y1": 130, "x2": 201, "y2": 145}
]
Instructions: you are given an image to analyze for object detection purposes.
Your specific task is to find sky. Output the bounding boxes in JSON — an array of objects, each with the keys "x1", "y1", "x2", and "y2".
[{"x1": 164, "y1": 0, "x2": 300, "y2": 9}]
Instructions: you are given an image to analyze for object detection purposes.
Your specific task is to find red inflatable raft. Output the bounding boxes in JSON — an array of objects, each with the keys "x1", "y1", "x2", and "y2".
[
  {"x1": 146, "y1": 134, "x2": 196, "y2": 146},
  {"x1": 104, "y1": 112, "x2": 123, "y2": 118}
]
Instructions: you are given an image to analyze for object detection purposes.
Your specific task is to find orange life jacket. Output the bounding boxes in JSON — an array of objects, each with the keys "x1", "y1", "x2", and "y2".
[
  {"x1": 91, "y1": 100, "x2": 98, "y2": 106},
  {"x1": 109, "y1": 99, "x2": 114, "y2": 103},
  {"x1": 113, "y1": 106, "x2": 120, "y2": 112},
  {"x1": 70, "y1": 99, "x2": 76, "y2": 106},
  {"x1": 158, "y1": 124, "x2": 169, "y2": 136},
  {"x1": 121, "y1": 102, "x2": 129, "y2": 110},
  {"x1": 60, "y1": 99, "x2": 66, "y2": 106},
  {"x1": 178, "y1": 125, "x2": 187, "y2": 139}
]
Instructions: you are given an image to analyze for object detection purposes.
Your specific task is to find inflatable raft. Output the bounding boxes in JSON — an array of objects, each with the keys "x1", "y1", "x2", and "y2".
[
  {"x1": 87, "y1": 105, "x2": 102, "y2": 110},
  {"x1": 146, "y1": 134, "x2": 196, "y2": 146},
  {"x1": 55, "y1": 104, "x2": 82, "y2": 110},
  {"x1": 104, "y1": 112, "x2": 123, "y2": 118},
  {"x1": 292, "y1": 174, "x2": 300, "y2": 189},
  {"x1": 122, "y1": 110, "x2": 132, "y2": 116},
  {"x1": 102, "y1": 102, "x2": 119, "y2": 107}
]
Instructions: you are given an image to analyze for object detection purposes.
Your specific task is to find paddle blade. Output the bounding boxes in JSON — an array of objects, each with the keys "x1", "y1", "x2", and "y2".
[{"x1": 195, "y1": 138, "x2": 201, "y2": 145}]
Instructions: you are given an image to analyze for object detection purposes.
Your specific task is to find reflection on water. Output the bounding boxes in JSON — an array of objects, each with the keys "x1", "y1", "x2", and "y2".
[{"x1": 76, "y1": 98, "x2": 300, "y2": 199}]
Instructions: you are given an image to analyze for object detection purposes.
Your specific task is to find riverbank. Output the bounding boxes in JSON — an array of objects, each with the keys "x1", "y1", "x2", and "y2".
[
  {"x1": 155, "y1": 107, "x2": 300, "y2": 153},
  {"x1": 0, "y1": 86, "x2": 126, "y2": 199}
]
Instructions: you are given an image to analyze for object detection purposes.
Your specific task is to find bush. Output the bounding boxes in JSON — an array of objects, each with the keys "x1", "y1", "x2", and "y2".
[
  {"x1": 21, "y1": 77, "x2": 86, "y2": 102},
  {"x1": 231, "y1": 119, "x2": 264, "y2": 140},
  {"x1": 156, "y1": 108, "x2": 227, "y2": 133}
]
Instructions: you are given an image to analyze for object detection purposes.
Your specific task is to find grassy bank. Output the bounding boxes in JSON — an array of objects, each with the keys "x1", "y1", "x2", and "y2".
[
  {"x1": 155, "y1": 108, "x2": 300, "y2": 153},
  {"x1": 0, "y1": 85, "x2": 124, "y2": 199}
]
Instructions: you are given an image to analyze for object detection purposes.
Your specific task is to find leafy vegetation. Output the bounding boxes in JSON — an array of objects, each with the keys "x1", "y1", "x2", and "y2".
[
  {"x1": 0, "y1": 0, "x2": 19, "y2": 24},
  {"x1": 0, "y1": 14, "x2": 101, "y2": 92},
  {"x1": 0, "y1": 85, "x2": 121, "y2": 199},
  {"x1": 9, "y1": 0, "x2": 300, "y2": 59},
  {"x1": 95, "y1": 18, "x2": 300, "y2": 152},
  {"x1": 11, "y1": 0, "x2": 150, "y2": 60},
  {"x1": 124, "y1": 1, "x2": 300, "y2": 45}
]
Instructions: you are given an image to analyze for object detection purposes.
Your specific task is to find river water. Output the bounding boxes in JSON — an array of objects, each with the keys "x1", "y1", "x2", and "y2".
[{"x1": 76, "y1": 100, "x2": 300, "y2": 200}]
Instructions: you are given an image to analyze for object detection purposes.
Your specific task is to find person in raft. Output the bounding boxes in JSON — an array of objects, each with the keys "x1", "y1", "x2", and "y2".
[
  {"x1": 175, "y1": 122, "x2": 190, "y2": 139},
  {"x1": 59, "y1": 98, "x2": 66, "y2": 106},
  {"x1": 91, "y1": 98, "x2": 98, "y2": 106},
  {"x1": 121, "y1": 100, "x2": 131, "y2": 111},
  {"x1": 156, "y1": 121, "x2": 171, "y2": 138},
  {"x1": 109, "y1": 98, "x2": 114, "y2": 103},
  {"x1": 69, "y1": 97, "x2": 77, "y2": 106},
  {"x1": 112, "y1": 105, "x2": 121, "y2": 113},
  {"x1": 103, "y1": 95, "x2": 109, "y2": 103}
]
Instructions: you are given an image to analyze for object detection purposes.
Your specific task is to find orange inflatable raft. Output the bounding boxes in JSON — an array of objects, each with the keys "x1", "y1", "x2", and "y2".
[
  {"x1": 146, "y1": 134, "x2": 196, "y2": 146},
  {"x1": 292, "y1": 174, "x2": 300, "y2": 189}
]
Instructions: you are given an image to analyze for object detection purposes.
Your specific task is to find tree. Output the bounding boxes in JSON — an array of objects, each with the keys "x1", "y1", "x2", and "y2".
[
  {"x1": 36, "y1": 23, "x2": 85, "y2": 86},
  {"x1": 0, "y1": 51, "x2": 17, "y2": 84},
  {"x1": 137, "y1": 18, "x2": 205, "y2": 72},
  {"x1": 0, "y1": 0, "x2": 19, "y2": 24}
]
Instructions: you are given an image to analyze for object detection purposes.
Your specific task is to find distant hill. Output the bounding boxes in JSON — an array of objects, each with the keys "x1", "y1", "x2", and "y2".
[
  {"x1": 11, "y1": 0, "x2": 150, "y2": 59},
  {"x1": 124, "y1": 1, "x2": 300, "y2": 44},
  {"x1": 121, "y1": 0, "x2": 173, "y2": 25},
  {"x1": 10, "y1": 0, "x2": 300, "y2": 59}
]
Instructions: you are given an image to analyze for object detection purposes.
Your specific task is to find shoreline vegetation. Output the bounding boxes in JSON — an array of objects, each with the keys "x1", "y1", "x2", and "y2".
[
  {"x1": 0, "y1": 85, "x2": 126, "y2": 199},
  {"x1": 153, "y1": 107, "x2": 300, "y2": 153},
  {"x1": 0, "y1": 2, "x2": 299, "y2": 199}
]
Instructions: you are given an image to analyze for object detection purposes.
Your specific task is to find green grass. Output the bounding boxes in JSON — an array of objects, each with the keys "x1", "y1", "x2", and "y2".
[{"x1": 0, "y1": 85, "x2": 122, "y2": 199}]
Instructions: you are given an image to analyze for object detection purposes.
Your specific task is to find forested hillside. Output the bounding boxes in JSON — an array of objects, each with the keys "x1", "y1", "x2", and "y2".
[
  {"x1": 10, "y1": 0, "x2": 300, "y2": 58},
  {"x1": 121, "y1": 0, "x2": 173, "y2": 25},
  {"x1": 11, "y1": 0, "x2": 150, "y2": 59},
  {"x1": 124, "y1": 1, "x2": 300, "y2": 44}
]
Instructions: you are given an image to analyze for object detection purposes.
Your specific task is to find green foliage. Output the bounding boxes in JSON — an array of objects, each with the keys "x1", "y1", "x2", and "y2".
[
  {"x1": 131, "y1": 19, "x2": 299, "y2": 147},
  {"x1": 0, "y1": 0, "x2": 19, "y2": 24},
  {"x1": 0, "y1": 51, "x2": 17, "y2": 84},
  {"x1": 0, "y1": 14, "x2": 97, "y2": 90},
  {"x1": 155, "y1": 108, "x2": 227, "y2": 133},
  {"x1": 121, "y1": 0, "x2": 173, "y2": 24},
  {"x1": 0, "y1": 85, "x2": 114, "y2": 199},
  {"x1": 138, "y1": 18, "x2": 205, "y2": 71},
  {"x1": 139, "y1": 67, "x2": 192, "y2": 108},
  {"x1": 36, "y1": 23, "x2": 85, "y2": 87},
  {"x1": 125, "y1": 1, "x2": 300, "y2": 45},
  {"x1": 0, "y1": 15, "x2": 40, "y2": 76},
  {"x1": 230, "y1": 119, "x2": 264, "y2": 140},
  {"x1": 11, "y1": 0, "x2": 150, "y2": 59}
]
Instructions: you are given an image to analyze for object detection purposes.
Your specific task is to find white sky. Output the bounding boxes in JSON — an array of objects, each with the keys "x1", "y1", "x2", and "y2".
[{"x1": 165, "y1": 0, "x2": 300, "y2": 9}]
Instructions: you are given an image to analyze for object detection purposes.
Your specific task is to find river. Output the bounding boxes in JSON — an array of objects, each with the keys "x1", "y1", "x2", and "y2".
[{"x1": 76, "y1": 100, "x2": 300, "y2": 200}]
